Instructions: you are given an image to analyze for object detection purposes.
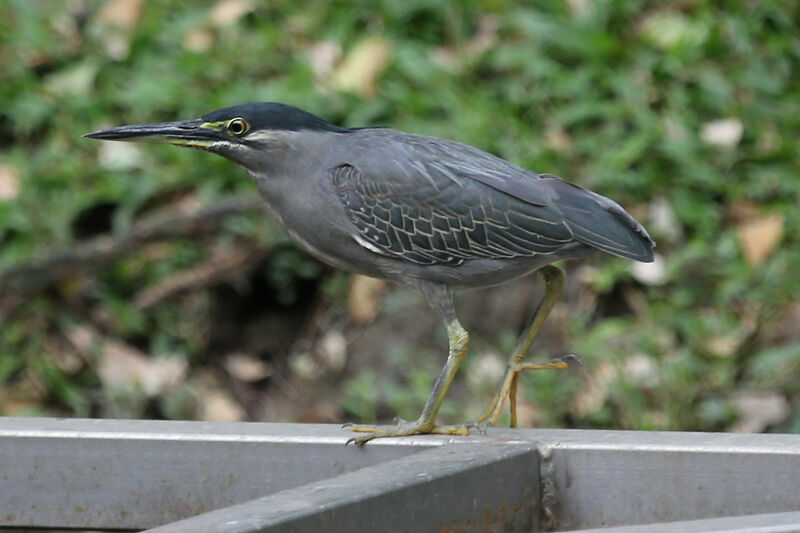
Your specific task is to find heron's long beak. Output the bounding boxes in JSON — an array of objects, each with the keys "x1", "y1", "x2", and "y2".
[{"x1": 84, "y1": 119, "x2": 221, "y2": 148}]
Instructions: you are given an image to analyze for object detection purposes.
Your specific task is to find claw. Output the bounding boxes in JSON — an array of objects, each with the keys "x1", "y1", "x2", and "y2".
[
  {"x1": 555, "y1": 353, "x2": 583, "y2": 366},
  {"x1": 464, "y1": 420, "x2": 488, "y2": 436}
]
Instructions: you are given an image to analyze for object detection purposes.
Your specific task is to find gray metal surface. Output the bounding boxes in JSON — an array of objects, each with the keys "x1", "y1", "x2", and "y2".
[
  {"x1": 146, "y1": 443, "x2": 538, "y2": 533},
  {"x1": 573, "y1": 511, "x2": 800, "y2": 533},
  {"x1": 1, "y1": 417, "x2": 799, "y2": 532},
  {"x1": 0, "y1": 417, "x2": 434, "y2": 529},
  {"x1": 529, "y1": 429, "x2": 800, "y2": 530}
]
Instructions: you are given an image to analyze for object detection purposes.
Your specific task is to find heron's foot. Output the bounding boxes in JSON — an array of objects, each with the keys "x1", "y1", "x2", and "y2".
[
  {"x1": 477, "y1": 354, "x2": 581, "y2": 428},
  {"x1": 345, "y1": 419, "x2": 470, "y2": 445}
]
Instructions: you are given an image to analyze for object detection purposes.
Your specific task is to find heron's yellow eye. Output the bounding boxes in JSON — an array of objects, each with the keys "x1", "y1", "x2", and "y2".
[{"x1": 227, "y1": 118, "x2": 249, "y2": 136}]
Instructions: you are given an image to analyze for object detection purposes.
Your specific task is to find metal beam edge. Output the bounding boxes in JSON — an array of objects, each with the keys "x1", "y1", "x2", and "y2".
[
  {"x1": 143, "y1": 444, "x2": 540, "y2": 533},
  {"x1": 572, "y1": 511, "x2": 800, "y2": 533}
]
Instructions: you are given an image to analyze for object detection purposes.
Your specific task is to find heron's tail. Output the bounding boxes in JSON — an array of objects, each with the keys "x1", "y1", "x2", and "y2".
[{"x1": 541, "y1": 175, "x2": 655, "y2": 262}]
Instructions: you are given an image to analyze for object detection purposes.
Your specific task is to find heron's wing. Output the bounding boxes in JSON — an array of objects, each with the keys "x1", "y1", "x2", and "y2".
[
  {"x1": 332, "y1": 131, "x2": 654, "y2": 265},
  {"x1": 330, "y1": 163, "x2": 576, "y2": 265}
]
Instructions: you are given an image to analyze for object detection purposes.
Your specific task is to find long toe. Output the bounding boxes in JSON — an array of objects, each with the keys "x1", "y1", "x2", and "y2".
[
  {"x1": 346, "y1": 421, "x2": 430, "y2": 445},
  {"x1": 345, "y1": 420, "x2": 470, "y2": 445}
]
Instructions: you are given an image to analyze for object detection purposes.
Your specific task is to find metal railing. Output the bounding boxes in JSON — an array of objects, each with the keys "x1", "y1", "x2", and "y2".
[{"x1": 1, "y1": 417, "x2": 799, "y2": 532}]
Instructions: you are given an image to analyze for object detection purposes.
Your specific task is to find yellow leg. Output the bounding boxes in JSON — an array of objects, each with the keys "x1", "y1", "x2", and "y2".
[
  {"x1": 474, "y1": 265, "x2": 573, "y2": 428},
  {"x1": 347, "y1": 319, "x2": 471, "y2": 444},
  {"x1": 345, "y1": 266, "x2": 575, "y2": 444}
]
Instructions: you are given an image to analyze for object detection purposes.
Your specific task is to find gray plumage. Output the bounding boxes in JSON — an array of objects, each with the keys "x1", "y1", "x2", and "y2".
[{"x1": 245, "y1": 126, "x2": 654, "y2": 290}]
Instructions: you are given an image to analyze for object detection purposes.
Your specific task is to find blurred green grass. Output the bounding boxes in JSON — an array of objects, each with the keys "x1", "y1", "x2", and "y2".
[{"x1": 0, "y1": 0, "x2": 798, "y2": 433}]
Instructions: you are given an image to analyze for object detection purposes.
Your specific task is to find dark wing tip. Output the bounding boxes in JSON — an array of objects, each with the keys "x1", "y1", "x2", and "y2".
[
  {"x1": 607, "y1": 207, "x2": 656, "y2": 262},
  {"x1": 541, "y1": 176, "x2": 656, "y2": 263}
]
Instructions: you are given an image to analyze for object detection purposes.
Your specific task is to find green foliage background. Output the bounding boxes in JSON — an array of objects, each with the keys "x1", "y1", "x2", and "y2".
[{"x1": 1, "y1": 0, "x2": 798, "y2": 433}]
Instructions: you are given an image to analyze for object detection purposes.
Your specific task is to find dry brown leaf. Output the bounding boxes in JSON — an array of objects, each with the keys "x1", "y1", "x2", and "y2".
[
  {"x1": 97, "y1": 0, "x2": 143, "y2": 28},
  {"x1": 65, "y1": 324, "x2": 186, "y2": 396},
  {"x1": 308, "y1": 40, "x2": 342, "y2": 81},
  {"x1": 209, "y1": 0, "x2": 253, "y2": 27},
  {"x1": 705, "y1": 305, "x2": 757, "y2": 358},
  {"x1": 51, "y1": 12, "x2": 84, "y2": 54},
  {"x1": 348, "y1": 275, "x2": 388, "y2": 324},
  {"x1": 94, "y1": 0, "x2": 141, "y2": 60},
  {"x1": 98, "y1": 348, "x2": 186, "y2": 396},
  {"x1": 0, "y1": 396, "x2": 43, "y2": 416},
  {"x1": 0, "y1": 164, "x2": 20, "y2": 201},
  {"x1": 331, "y1": 37, "x2": 392, "y2": 98},
  {"x1": 737, "y1": 213, "x2": 784, "y2": 267},
  {"x1": 224, "y1": 353, "x2": 272, "y2": 382},
  {"x1": 0, "y1": 371, "x2": 48, "y2": 415},
  {"x1": 183, "y1": 27, "x2": 215, "y2": 52},
  {"x1": 431, "y1": 16, "x2": 498, "y2": 70},
  {"x1": 544, "y1": 126, "x2": 572, "y2": 152},
  {"x1": 96, "y1": 29, "x2": 134, "y2": 61},
  {"x1": 199, "y1": 389, "x2": 246, "y2": 421},
  {"x1": 731, "y1": 392, "x2": 789, "y2": 433},
  {"x1": 192, "y1": 370, "x2": 245, "y2": 421},
  {"x1": 706, "y1": 332, "x2": 744, "y2": 358},
  {"x1": 317, "y1": 331, "x2": 347, "y2": 372}
]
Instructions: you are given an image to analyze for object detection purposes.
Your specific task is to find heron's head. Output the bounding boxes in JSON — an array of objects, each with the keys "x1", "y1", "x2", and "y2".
[{"x1": 84, "y1": 102, "x2": 349, "y2": 170}]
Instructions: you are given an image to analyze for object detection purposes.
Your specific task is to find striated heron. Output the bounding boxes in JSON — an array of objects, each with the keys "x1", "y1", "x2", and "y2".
[{"x1": 85, "y1": 102, "x2": 655, "y2": 444}]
